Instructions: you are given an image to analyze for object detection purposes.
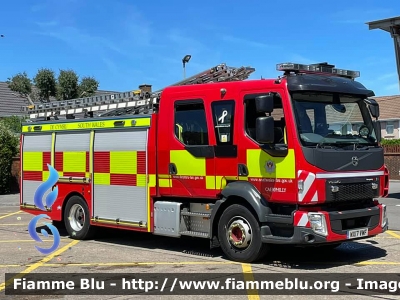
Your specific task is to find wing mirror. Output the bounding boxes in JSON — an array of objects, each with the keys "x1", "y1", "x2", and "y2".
[
  {"x1": 364, "y1": 98, "x2": 380, "y2": 119},
  {"x1": 255, "y1": 94, "x2": 274, "y2": 114},
  {"x1": 255, "y1": 116, "x2": 274, "y2": 144}
]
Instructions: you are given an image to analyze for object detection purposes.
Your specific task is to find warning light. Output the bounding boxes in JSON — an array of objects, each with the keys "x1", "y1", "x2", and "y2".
[{"x1": 276, "y1": 62, "x2": 360, "y2": 79}]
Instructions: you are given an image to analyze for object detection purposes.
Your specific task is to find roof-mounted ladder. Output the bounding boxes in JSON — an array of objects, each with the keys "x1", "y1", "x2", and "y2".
[{"x1": 22, "y1": 63, "x2": 255, "y2": 120}]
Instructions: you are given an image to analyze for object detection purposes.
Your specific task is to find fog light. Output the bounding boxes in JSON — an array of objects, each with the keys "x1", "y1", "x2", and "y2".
[
  {"x1": 331, "y1": 186, "x2": 339, "y2": 193},
  {"x1": 308, "y1": 213, "x2": 328, "y2": 236},
  {"x1": 372, "y1": 183, "x2": 378, "y2": 190},
  {"x1": 381, "y1": 204, "x2": 388, "y2": 228}
]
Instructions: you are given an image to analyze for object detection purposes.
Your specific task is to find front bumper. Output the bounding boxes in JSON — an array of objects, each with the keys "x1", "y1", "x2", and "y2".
[{"x1": 261, "y1": 204, "x2": 388, "y2": 245}]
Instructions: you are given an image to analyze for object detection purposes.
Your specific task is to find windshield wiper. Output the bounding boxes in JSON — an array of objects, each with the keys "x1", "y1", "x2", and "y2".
[
  {"x1": 316, "y1": 142, "x2": 342, "y2": 149},
  {"x1": 317, "y1": 141, "x2": 375, "y2": 150}
]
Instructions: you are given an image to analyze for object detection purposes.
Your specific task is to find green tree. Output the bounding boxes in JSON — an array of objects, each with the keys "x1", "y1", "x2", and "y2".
[
  {"x1": 79, "y1": 76, "x2": 99, "y2": 97},
  {"x1": 0, "y1": 116, "x2": 23, "y2": 133},
  {"x1": 58, "y1": 69, "x2": 79, "y2": 100},
  {"x1": 6, "y1": 72, "x2": 35, "y2": 105},
  {"x1": 33, "y1": 68, "x2": 57, "y2": 102},
  {"x1": 0, "y1": 122, "x2": 19, "y2": 194}
]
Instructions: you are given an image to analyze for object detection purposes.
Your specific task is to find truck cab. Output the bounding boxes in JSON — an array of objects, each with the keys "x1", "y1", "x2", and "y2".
[{"x1": 153, "y1": 62, "x2": 389, "y2": 262}]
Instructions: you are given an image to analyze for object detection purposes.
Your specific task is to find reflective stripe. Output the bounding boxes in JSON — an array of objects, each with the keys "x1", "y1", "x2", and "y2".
[
  {"x1": 298, "y1": 170, "x2": 318, "y2": 203},
  {"x1": 159, "y1": 179, "x2": 170, "y2": 187},
  {"x1": 246, "y1": 149, "x2": 296, "y2": 179},
  {"x1": 93, "y1": 150, "x2": 146, "y2": 187},
  {"x1": 137, "y1": 174, "x2": 146, "y2": 187},
  {"x1": 51, "y1": 132, "x2": 55, "y2": 166},
  {"x1": 63, "y1": 152, "x2": 86, "y2": 173},
  {"x1": 22, "y1": 152, "x2": 51, "y2": 182},
  {"x1": 170, "y1": 150, "x2": 205, "y2": 176},
  {"x1": 22, "y1": 152, "x2": 42, "y2": 171},
  {"x1": 316, "y1": 171, "x2": 384, "y2": 179},
  {"x1": 94, "y1": 173, "x2": 110, "y2": 185},
  {"x1": 21, "y1": 117, "x2": 151, "y2": 133},
  {"x1": 294, "y1": 212, "x2": 310, "y2": 227},
  {"x1": 89, "y1": 131, "x2": 94, "y2": 174},
  {"x1": 148, "y1": 174, "x2": 156, "y2": 187},
  {"x1": 206, "y1": 176, "x2": 227, "y2": 189},
  {"x1": 110, "y1": 151, "x2": 137, "y2": 174}
]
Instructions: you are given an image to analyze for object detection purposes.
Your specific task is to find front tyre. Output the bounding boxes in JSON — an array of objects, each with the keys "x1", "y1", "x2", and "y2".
[
  {"x1": 64, "y1": 195, "x2": 96, "y2": 240},
  {"x1": 218, "y1": 204, "x2": 269, "y2": 263}
]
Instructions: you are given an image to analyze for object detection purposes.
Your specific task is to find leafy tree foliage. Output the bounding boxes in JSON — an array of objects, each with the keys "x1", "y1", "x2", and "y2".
[
  {"x1": 33, "y1": 68, "x2": 57, "y2": 102},
  {"x1": 58, "y1": 69, "x2": 79, "y2": 100},
  {"x1": 6, "y1": 72, "x2": 35, "y2": 104},
  {"x1": 7, "y1": 69, "x2": 100, "y2": 102},
  {"x1": 79, "y1": 76, "x2": 99, "y2": 97},
  {"x1": 0, "y1": 121, "x2": 19, "y2": 194},
  {"x1": 0, "y1": 116, "x2": 23, "y2": 133}
]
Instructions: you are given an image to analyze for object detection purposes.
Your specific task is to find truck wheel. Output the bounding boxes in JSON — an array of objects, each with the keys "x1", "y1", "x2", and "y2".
[
  {"x1": 218, "y1": 204, "x2": 269, "y2": 263},
  {"x1": 64, "y1": 195, "x2": 96, "y2": 240}
]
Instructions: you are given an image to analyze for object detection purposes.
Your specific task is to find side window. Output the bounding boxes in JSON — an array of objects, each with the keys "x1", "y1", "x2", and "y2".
[
  {"x1": 174, "y1": 101, "x2": 209, "y2": 146},
  {"x1": 386, "y1": 121, "x2": 394, "y2": 135},
  {"x1": 244, "y1": 93, "x2": 286, "y2": 144},
  {"x1": 211, "y1": 100, "x2": 235, "y2": 145}
]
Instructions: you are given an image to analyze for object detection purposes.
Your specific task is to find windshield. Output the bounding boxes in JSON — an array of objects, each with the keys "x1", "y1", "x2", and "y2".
[{"x1": 291, "y1": 92, "x2": 378, "y2": 148}]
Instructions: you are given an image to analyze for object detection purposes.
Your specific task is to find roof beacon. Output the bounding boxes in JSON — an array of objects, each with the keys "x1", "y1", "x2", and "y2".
[{"x1": 276, "y1": 62, "x2": 360, "y2": 80}]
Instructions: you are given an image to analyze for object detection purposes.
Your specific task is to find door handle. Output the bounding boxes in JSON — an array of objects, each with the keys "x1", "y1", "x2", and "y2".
[
  {"x1": 238, "y1": 164, "x2": 248, "y2": 176},
  {"x1": 169, "y1": 163, "x2": 177, "y2": 175}
]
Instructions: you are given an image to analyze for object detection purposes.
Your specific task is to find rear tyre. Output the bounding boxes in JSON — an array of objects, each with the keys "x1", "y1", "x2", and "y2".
[
  {"x1": 218, "y1": 204, "x2": 269, "y2": 263},
  {"x1": 64, "y1": 195, "x2": 96, "y2": 240}
]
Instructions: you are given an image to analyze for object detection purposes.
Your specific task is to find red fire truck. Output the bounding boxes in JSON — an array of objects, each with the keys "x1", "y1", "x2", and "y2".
[{"x1": 19, "y1": 62, "x2": 389, "y2": 263}]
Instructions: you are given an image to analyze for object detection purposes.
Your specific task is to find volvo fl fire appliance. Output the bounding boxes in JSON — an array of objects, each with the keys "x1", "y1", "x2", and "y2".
[{"x1": 19, "y1": 62, "x2": 389, "y2": 263}]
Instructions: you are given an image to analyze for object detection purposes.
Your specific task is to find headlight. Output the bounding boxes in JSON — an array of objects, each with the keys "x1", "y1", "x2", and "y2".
[
  {"x1": 381, "y1": 204, "x2": 388, "y2": 228},
  {"x1": 308, "y1": 213, "x2": 328, "y2": 236}
]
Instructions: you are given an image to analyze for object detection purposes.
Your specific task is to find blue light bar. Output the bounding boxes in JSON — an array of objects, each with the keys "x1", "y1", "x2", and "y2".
[{"x1": 276, "y1": 62, "x2": 360, "y2": 79}]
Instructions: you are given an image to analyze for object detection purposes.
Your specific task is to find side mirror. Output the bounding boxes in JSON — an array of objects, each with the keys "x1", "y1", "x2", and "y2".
[
  {"x1": 373, "y1": 120, "x2": 382, "y2": 143},
  {"x1": 255, "y1": 94, "x2": 274, "y2": 114},
  {"x1": 256, "y1": 116, "x2": 274, "y2": 144},
  {"x1": 364, "y1": 98, "x2": 380, "y2": 119}
]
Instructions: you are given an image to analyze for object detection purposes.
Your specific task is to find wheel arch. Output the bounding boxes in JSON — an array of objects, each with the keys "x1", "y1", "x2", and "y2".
[
  {"x1": 209, "y1": 181, "x2": 271, "y2": 242},
  {"x1": 61, "y1": 191, "x2": 87, "y2": 222}
]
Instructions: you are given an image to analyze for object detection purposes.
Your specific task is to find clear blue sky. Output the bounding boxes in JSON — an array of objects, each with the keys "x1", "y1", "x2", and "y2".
[{"x1": 1, "y1": 0, "x2": 399, "y2": 96}]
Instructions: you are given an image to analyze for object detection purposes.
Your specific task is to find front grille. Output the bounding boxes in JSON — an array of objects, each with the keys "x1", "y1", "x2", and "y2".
[
  {"x1": 325, "y1": 178, "x2": 379, "y2": 202},
  {"x1": 329, "y1": 206, "x2": 380, "y2": 234}
]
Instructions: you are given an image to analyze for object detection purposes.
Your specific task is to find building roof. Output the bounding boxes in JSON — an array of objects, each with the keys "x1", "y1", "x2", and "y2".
[
  {"x1": 373, "y1": 95, "x2": 400, "y2": 120},
  {"x1": 0, "y1": 81, "x2": 120, "y2": 117},
  {"x1": 0, "y1": 82, "x2": 31, "y2": 117}
]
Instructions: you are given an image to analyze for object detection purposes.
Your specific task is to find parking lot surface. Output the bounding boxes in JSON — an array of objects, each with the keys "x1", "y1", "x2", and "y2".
[{"x1": 1, "y1": 184, "x2": 400, "y2": 300}]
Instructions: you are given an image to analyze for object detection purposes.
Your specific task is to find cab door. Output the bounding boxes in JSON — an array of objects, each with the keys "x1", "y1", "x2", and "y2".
[
  {"x1": 238, "y1": 90, "x2": 297, "y2": 202},
  {"x1": 168, "y1": 98, "x2": 216, "y2": 198}
]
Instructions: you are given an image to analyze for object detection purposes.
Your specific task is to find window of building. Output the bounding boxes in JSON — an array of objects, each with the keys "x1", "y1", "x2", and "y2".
[
  {"x1": 174, "y1": 101, "x2": 209, "y2": 145},
  {"x1": 386, "y1": 121, "x2": 394, "y2": 135},
  {"x1": 211, "y1": 100, "x2": 235, "y2": 145}
]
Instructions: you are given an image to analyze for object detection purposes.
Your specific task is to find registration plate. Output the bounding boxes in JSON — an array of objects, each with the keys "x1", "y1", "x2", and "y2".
[{"x1": 347, "y1": 228, "x2": 368, "y2": 239}]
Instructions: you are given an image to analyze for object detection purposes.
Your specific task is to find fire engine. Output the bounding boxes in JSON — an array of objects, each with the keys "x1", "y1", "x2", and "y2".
[{"x1": 19, "y1": 62, "x2": 389, "y2": 263}]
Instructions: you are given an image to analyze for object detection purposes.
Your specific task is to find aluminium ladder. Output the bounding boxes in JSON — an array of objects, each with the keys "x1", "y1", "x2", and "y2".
[{"x1": 22, "y1": 63, "x2": 255, "y2": 120}]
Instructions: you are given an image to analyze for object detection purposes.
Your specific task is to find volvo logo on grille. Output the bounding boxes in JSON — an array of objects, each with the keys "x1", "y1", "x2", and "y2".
[{"x1": 351, "y1": 156, "x2": 359, "y2": 166}]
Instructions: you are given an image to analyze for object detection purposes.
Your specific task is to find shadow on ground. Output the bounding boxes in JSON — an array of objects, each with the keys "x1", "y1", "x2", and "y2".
[
  {"x1": 388, "y1": 192, "x2": 400, "y2": 199},
  {"x1": 33, "y1": 224, "x2": 388, "y2": 271}
]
